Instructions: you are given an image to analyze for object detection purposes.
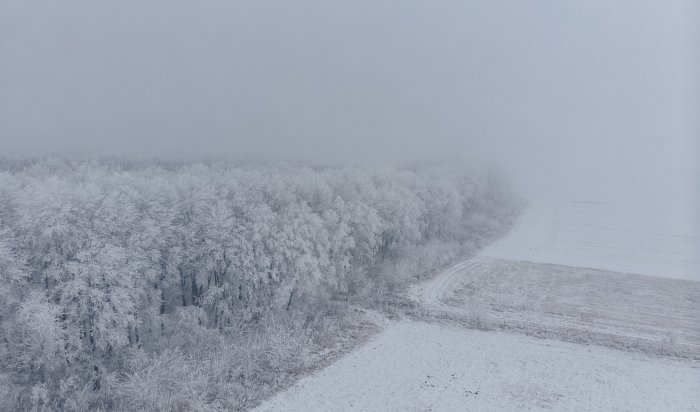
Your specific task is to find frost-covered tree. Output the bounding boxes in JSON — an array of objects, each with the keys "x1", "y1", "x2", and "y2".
[{"x1": 0, "y1": 158, "x2": 520, "y2": 409}]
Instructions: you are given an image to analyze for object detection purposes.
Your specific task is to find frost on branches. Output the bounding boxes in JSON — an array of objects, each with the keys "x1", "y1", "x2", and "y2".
[{"x1": 0, "y1": 158, "x2": 520, "y2": 410}]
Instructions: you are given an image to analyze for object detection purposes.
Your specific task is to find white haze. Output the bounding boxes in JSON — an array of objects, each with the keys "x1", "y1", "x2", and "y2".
[
  {"x1": 1, "y1": 3, "x2": 699, "y2": 409},
  {"x1": 1, "y1": 0, "x2": 698, "y2": 204}
]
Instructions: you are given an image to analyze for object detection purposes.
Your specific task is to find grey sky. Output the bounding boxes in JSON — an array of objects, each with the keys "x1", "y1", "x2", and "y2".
[{"x1": 1, "y1": 0, "x2": 698, "y2": 200}]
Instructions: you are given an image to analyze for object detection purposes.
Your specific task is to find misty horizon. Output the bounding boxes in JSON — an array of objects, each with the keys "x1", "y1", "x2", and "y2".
[
  {"x1": 1, "y1": 2, "x2": 699, "y2": 411},
  {"x1": 1, "y1": 0, "x2": 698, "y2": 202}
]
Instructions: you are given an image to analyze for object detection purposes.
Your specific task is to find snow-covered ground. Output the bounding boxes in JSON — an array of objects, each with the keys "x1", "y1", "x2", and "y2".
[
  {"x1": 482, "y1": 199, "x2": 700, "y2": 280},
  {"x1": 413, "y1": 257, "x2": 700, "y2": 357},
  {"x1": 256, "y1": 199, "x2": 700, "y2": 411},
  {"x1": 256, "y1": 321, "x2": 700, "y2": 411}
]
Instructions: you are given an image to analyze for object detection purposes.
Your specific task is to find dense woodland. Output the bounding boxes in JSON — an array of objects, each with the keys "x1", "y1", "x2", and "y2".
[{"x1": 0, "y1": 158, "x2": 520, "y2": 410}]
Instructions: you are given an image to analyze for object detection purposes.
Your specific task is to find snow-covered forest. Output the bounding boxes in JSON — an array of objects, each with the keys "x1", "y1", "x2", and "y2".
[{"x1": 0, "y1": 158, "x2": 520, "y2": 410}]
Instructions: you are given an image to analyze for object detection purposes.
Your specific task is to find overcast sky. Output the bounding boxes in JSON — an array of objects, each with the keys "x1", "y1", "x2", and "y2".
[{"x1": 1, "y1": 0, "x2": 698, "y2": 201}]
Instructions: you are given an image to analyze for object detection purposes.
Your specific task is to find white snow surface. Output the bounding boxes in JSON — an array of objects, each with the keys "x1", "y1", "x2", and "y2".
[
  {"x1": 482, "y1": 199, "x2": 700, "y2": 280},
  {"x1": 412, "y1": 257, "x2": 700, "y2": 356},
  {"x1": 255, "y1": 321, "x2": 700, "y2": 412}
]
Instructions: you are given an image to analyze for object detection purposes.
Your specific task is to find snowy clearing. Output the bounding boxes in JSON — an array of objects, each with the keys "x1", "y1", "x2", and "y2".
[{"x1": 255, "y1": 321, "x2": 700, "y2": 412}]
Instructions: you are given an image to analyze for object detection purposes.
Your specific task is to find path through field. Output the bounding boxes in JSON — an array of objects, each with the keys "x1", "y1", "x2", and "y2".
[{"x1": 255, "y1": 199, "x2": 700, "y2": 411}]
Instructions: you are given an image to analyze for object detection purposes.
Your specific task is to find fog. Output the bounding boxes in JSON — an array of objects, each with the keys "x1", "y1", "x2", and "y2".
[
  {"x1": 1, "y1": 0, "x2": 698, "y2": 203},
  {"x1": 1, "y1": 4, "x2": 700, "y2": 407}
]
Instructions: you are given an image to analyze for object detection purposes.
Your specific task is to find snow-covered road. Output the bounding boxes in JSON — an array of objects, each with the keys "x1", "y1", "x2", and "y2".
[{"x1": 255, "y1": 199, "x2": 700, "y2": 411}]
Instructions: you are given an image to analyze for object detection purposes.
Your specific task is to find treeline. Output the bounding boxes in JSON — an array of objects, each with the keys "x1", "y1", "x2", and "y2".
[{"x1": 0, "y1": 158, "x2": 520, "y2": 410}]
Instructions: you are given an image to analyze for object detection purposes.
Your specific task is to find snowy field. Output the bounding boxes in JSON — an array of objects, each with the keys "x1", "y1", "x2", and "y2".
[
  {"x1": 255, "y1": 321, "x2": 700, "y2": 412},
  {"x1": 414, "y1": 257, "x2": 700, "y2": 358},
  {"x1": 482, "y1": 199, "x2": 700, "y2": 280},
  {"x1": 256, "y1": 199, "x2": 700, "y2": 411}
]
